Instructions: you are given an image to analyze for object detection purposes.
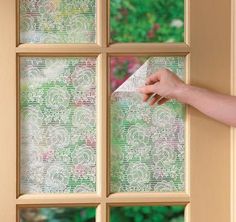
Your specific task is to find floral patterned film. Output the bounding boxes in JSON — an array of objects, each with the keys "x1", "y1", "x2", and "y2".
[
  {"x1": 111, "y1": 57, "x2": 185, "y2": 192},
  {"x1": 20, "y1": 57, "x2": 96, "y2": 193},
  {"x1": 20, "y1": 0, "x2": 96, "y2": 43}
]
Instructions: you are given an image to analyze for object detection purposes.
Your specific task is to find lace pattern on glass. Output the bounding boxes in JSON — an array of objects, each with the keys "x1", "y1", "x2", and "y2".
[
  {"x1": 20, "y1": 57, "x2": 96, "y2": 193},
  {"x1": 20, "y1": 0, "x2": 96, "y2": 43},
  {"x1": 111, "y1": 57, "x2": 185, "y2": 192}
]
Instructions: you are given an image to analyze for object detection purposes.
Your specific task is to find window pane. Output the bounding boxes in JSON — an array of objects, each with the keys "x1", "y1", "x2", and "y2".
[
  {"x1": 110, "y1": 57, "x2": 185, "y2": 192},
  {"x1": 110, "y1": 57, "x2": 148, "y2": 92},
  {"x1": 111, "y1": 206, "x2": 185, "y2": 222},
  {"x1": 110, "y1": 0, "x2": 184, "y2": 43},
  {"x1": 20, "y1": 0, "x2": 96, "y2": 43},
  {"x1": 19, "y1": 207, "x2": 96, "y2": 222},
  {"x1": 20, "y1": 57, "x2": 96, "y2": 193}
]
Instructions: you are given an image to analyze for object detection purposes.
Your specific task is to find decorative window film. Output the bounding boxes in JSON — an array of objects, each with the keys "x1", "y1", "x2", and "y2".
[
  {"x1": 20, "y1": 0, "x2": 96, "y2": 43},
  {"x1": 20, "y1": 57, "x2": 96, "y2": 194},
  {"x1": 110, "y1": 206, "x2": 185, "y2": 222},
  {"x1": 19, "y1": 207, "x2": 96, "y2": 222},
  {"x1": 110, "y1": 0, "x2": 184, "y2": 43},
  {"x1": 111, "y1": 57, "x2": 185, "y2": 192}
]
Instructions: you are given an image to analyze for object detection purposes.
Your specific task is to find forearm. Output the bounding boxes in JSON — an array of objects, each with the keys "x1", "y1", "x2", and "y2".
[{"x1": 175, "y1": 84, "x2": 236, "y2": 127}]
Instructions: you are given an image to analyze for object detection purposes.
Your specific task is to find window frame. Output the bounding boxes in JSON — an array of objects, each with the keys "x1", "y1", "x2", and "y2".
[{"x1": 232, "y1": 0, "x2": 236, "y2": 221}]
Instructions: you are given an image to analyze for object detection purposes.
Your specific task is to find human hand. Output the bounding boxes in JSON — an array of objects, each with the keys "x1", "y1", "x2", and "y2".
[{"x1": 138, "y1": 68, "x2": 186, "y2": 105}]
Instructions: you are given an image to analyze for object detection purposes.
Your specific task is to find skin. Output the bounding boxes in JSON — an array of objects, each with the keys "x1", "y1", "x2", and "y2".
[{"x1": 138, "y1": 68, "x2": 236, "y2": 127}]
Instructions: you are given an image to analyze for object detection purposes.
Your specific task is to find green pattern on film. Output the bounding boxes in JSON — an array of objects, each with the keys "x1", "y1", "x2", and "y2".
[
  {"x1": 20, "y1": 0, "x2": 96, "y2": 43},
  {"x1": 111, "y1": 57, "x2": 185, "y2": 192},
  {"x1": 20, "y1": 57, "x2": 96, "y2": 193}
]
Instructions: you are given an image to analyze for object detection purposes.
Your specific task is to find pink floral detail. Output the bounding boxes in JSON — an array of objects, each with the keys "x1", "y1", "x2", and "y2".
[
  {"x1": 110, "y1": 57, "x2": 144, "y2": 92},
  {"x1": 147, "y1": 23, "x2": 160, "y2": 39},
  {"x1": 85, "y1": 136, "x2": 96, "y2": 148},
  {"x1": 74, "y1": 164, "x2": 87, "y2": 177},
  {"x1": 42, "y1": 149, "x2": 54, "y2": 162},
  {"x1": 74, "y1": 100, "x2": 84, "y2": 107}
]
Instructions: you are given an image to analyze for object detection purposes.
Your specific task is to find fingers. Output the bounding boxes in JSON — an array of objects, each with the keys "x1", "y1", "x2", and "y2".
[
  {"x1": 157, "y1": 98, "x2": 169, "y2": 105},
  {"x1": 149, "y1": 96, "x2": 169, "y2": 106},
  {"x1": 145, "y1": 73, "x2": 161, "y2": 85},
  {"x1": 138, "y1": 84, "x2": 157, "y2": 94},
  {"x1": 143, "y1": 93, "x2": 152, "y2": 102},
  {"x1": 146, "y1": 94, "x2": 170, "y2": 106},
  {"x1": 149, "y1": 94, "x2": 162, "y2": 106}
]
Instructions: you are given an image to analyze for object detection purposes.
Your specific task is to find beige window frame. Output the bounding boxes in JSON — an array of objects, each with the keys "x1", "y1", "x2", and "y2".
[
  {"x1": 0, "y1": 0, "x2": 232, "y2": 221},
  {"x1": 232, "y1": 0, "x2": 236, "y2": 221}
]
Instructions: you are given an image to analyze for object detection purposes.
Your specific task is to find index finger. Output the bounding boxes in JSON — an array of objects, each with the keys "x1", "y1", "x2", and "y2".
[
  {"x1": 145, "y1": 71, "x2": 161, "y2": 85},
  {"x1": 138, "y1": 84, "x2": 156, "y2": 94}
]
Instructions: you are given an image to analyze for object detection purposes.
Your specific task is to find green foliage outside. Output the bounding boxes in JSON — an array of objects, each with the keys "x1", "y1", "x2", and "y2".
[
  {"x1": 20, "y1": 208, "x2": 96, "y2": 222},
  {"x1": 110, "y1": 0, "x2": 184, "y2": 42},
  {"x1": 20, "y1": 206, "x2": 184, "y2": 222},
  {"x1": 110, "y1": 206, "x2": 184, "y2": 222},
  {"x1": 40, "y1": 208, "x2": 96, "y2": 222}
]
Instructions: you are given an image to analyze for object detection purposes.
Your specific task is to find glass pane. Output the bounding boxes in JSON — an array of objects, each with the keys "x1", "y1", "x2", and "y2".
[
  {"x1": 110, "y1": 57, "x2": 148, "y2": 92},
  {"x1": 20, "y1": 0, "x2": 96, "y2": 43},
  {"x1": 20, "y1": 207, "x2": 96, "y2": 222},
  {"x1": 110, "y1": 57, "x2": 185, "y2": 192},
  {"x1": 110, "y1": 0, "x2": 184, "y2": 43},
  {"x1": 110, "y1": 206, "x2": 185, "y2": 222},
  {"x1": 20, "y1": 57, "x2": 96, "y2": 193}
]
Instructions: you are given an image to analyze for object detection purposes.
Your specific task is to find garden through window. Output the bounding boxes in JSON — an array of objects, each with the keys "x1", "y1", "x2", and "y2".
[{"x1": 110, "y1": 0, "x2": 184, "y2": 42}]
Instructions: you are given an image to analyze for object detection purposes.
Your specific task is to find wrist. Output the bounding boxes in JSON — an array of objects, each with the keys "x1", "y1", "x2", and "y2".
[{"x1": 173, "y1": 83, "x2": 192, "y2": 104}]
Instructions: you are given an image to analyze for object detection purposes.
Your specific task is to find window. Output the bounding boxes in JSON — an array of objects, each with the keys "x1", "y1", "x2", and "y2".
[
  {"x1": 0, "y1": 0, "x2": 231, "y2": 221},
  {"x1": 16, "y1": 1, "x2": 189, "y2": 220}
]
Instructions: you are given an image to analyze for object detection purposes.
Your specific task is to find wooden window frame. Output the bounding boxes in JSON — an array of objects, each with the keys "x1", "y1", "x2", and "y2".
[
  {"x1": 232, "y1": 0, "x2": 236, "y2": 221},
  {"x1": 0, "y1": 0, "x2": 232, "y2": 221}
]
